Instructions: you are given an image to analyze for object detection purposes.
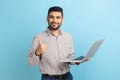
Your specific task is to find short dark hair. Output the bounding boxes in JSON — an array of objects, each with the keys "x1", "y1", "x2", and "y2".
[{"x1": 47, "y1": 6, "x2": 63, "y2": 17}]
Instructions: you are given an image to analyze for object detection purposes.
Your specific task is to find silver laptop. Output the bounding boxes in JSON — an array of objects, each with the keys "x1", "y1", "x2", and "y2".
[{"x1": 61, "y1": 39, "x2": 104, "y2": 62}]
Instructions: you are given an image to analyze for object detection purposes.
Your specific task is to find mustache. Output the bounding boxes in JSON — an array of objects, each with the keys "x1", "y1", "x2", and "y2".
[{"x1": 51, "y1": 22, "x2": 58, "y2": 24}]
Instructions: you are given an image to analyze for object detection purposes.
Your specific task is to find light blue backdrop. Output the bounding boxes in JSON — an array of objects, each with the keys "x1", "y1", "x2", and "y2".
[{"x1": 0, "y1": 0, "x2": 120, "y2": 80}]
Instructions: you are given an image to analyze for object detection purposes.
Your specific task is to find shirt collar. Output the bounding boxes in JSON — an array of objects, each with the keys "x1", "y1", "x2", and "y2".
[{"x1": 46, "y1": 28, "x2": 63, "y2": 36}]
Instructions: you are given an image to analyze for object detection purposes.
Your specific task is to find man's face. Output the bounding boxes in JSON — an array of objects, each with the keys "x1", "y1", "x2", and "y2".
[{"x1": 47, "y1": 11, "x2": 63, "y2": 30}]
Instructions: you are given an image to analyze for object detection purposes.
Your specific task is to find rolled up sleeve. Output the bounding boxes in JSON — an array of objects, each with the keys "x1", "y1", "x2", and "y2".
[{"x1": 27, "y1": 36, "x2": 40, "y2": 66}]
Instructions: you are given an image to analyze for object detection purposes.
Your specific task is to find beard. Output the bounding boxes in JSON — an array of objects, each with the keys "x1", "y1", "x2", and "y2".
[{"x1": 48, "y1": 22, "x2": 62, "y2": 31}]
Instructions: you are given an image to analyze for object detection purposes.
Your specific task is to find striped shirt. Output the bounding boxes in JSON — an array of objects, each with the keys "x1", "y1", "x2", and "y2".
[{"x1": 28, "y1": 28, "x2": 74, "y2": 75}]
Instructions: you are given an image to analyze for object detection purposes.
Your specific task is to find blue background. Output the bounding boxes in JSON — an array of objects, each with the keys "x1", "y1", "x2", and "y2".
[{"x1": 0, "y1": 0, "x2": 120, "y2": 80}]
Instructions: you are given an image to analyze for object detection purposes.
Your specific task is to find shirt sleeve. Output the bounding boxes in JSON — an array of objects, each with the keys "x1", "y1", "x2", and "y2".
[
  {"x1": 69, "y1": 35, "x2": 79, "y2": 65},
  {"x1": 69, "y1": 35, "x2": 75, "y2": 59},
  {"x1": 27, "y1": 36, "x2": 40, "y2": 66}
]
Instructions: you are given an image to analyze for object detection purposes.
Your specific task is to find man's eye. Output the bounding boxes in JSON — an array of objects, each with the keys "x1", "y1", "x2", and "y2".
[
  {"x1": 56, "y1": 17, "x2": 61, "y2": 19},
  {"x1": 50, "y1": 16, "x2": 54, "y2": 18}
]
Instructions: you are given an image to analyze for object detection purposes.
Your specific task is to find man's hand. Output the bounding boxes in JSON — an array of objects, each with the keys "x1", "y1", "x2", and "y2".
[
  {"x1": 75, "y1": 58, "x2": 91, "y2": 65},
  {"x1": 35, "y1": 39, "x2": 47, "y2": 56},
  {"x1": 82, "y1": 58, "x2": 91, "y2": 63}
]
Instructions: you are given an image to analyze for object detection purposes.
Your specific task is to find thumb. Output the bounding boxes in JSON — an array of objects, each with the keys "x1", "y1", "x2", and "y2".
[{"x1": 37, "y1": 38, "x2": 43, "y2": 45}]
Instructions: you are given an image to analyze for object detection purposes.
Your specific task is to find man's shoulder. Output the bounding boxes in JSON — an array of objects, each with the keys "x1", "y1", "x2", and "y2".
[
  {"x1": 33, "y1": 31, "x2": 47, "y2": 38},
  {"x1": 36, "y1": 30, "x2": 47, "y2": 36},
  {"x1": 62, "y1": 31, "x2": 72, "y2": 37}
]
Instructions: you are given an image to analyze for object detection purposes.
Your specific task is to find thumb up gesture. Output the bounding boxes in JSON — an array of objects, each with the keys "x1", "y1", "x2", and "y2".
[{"x1": 35, "y1": 38, "x2": 47, "y2": 56}]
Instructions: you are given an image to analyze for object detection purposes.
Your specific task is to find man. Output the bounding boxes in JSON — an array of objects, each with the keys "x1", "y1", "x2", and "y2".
[{"x1": 28, "y1": 6, "x2": 88, "y2": 80}]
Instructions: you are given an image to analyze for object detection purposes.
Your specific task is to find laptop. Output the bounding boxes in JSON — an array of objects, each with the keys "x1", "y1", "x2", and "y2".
[{"x1": 61, "y1": 39, "x2": 104, "y2": 62}]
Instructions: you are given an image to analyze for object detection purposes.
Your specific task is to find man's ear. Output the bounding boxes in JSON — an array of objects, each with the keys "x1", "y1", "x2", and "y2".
[
  {"x1": 46, "y1": 16, "x2": 48, "y2": 21},
  {"x1": 62, "y1": 18, "x2": 64, "y2": 22}
]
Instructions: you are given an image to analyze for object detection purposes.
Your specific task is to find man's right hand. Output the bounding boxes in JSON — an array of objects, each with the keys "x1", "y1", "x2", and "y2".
[{"x1": 35, "y1": 39, "x2": 47, "y2": 56}]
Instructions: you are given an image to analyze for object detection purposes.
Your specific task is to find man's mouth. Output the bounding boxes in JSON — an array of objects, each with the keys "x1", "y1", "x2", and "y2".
[{"x1": 51, "y1": 23, "x2": 58, "y2": 26}]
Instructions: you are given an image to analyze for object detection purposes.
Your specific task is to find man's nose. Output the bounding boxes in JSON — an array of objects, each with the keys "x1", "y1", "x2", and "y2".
[{"x1": 53, "y1": 18, "x2": 57, "y2": 22}]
